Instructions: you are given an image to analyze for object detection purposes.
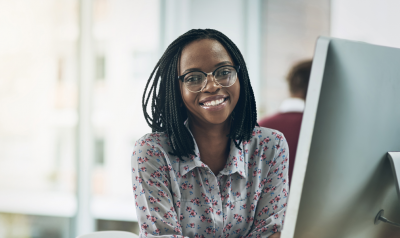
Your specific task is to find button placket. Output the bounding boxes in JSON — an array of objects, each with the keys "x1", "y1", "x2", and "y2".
[{"x1": 206, "y1": 173, "x2": 222, "y2": 238}]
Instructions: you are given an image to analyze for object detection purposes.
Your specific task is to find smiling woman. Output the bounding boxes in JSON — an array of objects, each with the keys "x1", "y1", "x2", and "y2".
[{"x1": 132, "y1": 29, "x2": 288, "y2": 238}]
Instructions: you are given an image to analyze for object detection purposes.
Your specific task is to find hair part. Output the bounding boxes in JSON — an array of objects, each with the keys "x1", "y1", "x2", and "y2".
[{"x1": 142, "y1": 29, "x2": 257, "y2": 159}]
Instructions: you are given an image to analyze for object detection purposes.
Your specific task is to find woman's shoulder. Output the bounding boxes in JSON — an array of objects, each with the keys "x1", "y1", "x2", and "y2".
[
  {"x1": 132, "y1": 131, "x2": 175, "y2": 167},
  {"x1": 133, "y1": 131, "x2": 173, "y2": 156},
  {"x1": 251, "y1": 126, "x2": 286, "y2": 143},
  {"x1": 135, "y1": 131, "x2": 169, "y2": 146}
]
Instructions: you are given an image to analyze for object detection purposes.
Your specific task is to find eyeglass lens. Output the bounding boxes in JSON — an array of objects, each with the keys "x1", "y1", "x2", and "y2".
[{"x1": 183, "y1": 66, "x2": 237, "y2": 92}]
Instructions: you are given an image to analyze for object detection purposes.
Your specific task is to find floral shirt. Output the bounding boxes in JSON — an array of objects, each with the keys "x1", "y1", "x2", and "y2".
[{"x1": 131, "y1": 122, "x2": 289, "y2": 238}]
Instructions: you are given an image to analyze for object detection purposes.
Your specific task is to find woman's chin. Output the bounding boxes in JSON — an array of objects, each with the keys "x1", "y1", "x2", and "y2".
[{"x1": 201, "y1": 113, "x2": 231, "y2": 126}]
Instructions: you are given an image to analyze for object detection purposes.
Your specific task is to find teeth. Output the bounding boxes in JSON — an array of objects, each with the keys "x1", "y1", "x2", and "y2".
[{"x1": 203, "y1": 98, "x2": 225, "y2": 106}]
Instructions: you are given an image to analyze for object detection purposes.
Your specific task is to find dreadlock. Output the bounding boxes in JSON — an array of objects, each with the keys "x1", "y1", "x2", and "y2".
[{"x1": 142, "y1": 29, "x2": 257, "y2": 159}]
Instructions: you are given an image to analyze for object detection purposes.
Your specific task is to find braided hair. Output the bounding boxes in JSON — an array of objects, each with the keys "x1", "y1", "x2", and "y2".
[{"x1": 142, "y1": 29, "x2": 257, "y2": 159}]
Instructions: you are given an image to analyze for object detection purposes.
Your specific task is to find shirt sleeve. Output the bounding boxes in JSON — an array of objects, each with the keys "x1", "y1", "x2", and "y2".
[
  {"x1": 245, "y1": 132, "x2": 289, "y2": 238},
  {"x1": 131, "y1": 138, "x2": 189, "y2": 238}
]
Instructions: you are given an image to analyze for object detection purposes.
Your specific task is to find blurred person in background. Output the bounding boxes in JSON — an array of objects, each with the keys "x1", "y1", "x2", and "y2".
[
  {"x1": 258, "y1": 60, "x2": 312, "y2": 188},
  {"x1": 131, "y1": 29, "x2": 288, "y2": 238}
]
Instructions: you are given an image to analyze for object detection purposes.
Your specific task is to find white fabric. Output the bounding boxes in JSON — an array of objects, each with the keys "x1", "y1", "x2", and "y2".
[{"x1": 279, "y1": 98, "x2": 305, "y2": 113}]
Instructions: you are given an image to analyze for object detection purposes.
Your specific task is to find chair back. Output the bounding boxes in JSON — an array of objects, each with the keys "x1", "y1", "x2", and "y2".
[{"x1": 76, "y1": 231, "x2": 139, "y2": 238}]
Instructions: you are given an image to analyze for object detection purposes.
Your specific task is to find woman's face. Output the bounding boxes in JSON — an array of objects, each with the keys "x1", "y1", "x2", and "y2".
[{"x1": 179, "y1": 39, "x2": 240, "y2": 126}]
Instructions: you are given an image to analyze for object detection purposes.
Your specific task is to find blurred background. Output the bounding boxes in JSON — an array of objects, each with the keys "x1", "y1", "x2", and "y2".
[{"x1": 0, "y1": 0, "x2": 399, "y2": 237}]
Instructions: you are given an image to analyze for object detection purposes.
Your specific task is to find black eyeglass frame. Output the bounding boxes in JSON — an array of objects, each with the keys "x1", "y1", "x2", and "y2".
[
  {"x1": 177, "y1": 65, "x2": 240, "y2": 93},
  {"x1": 177, "y1": 65, "x2": 240, "y2": 81}
]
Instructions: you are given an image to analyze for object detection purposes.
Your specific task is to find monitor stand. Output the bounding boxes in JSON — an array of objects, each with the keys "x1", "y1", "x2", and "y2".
[{"x1": 374, "y1": 152, "x2": 400, "y2": 228}]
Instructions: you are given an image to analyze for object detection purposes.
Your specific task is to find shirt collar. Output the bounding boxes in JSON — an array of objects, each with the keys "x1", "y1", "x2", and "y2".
[
  {"x1": 279, "y1": 97, "x2": 305, "y2": 113},
  {"x1": 218, "y1": 139, "x2": 247, "y2": 178},
  {"x1": 179, "y1": 120, "x2": 203, "y2": 176},
  {"x1": 179, "y1": 119, "x2": 247, "y2": 178}
]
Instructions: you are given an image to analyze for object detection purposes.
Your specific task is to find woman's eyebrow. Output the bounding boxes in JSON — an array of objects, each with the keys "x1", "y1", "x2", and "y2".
[
  {"x1": 214, "y1": 61, "x2": 233, "y2": 68},
  {"x1": 182, "y1": 61, "x2": 233, "y2": 74}
]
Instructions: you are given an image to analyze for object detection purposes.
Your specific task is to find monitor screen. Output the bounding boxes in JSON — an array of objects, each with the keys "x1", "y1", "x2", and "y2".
[{"x1": 282, "y1": 37, "x2": 400, "y2": 238}]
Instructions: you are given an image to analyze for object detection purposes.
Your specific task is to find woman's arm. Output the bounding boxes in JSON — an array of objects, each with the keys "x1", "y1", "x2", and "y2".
[
  {"x1": 245, "y1": 132, "x2": 289, "y2": 238},
  {"x1": 132, "y1": 137, "x2": 188, "y2": 238}
]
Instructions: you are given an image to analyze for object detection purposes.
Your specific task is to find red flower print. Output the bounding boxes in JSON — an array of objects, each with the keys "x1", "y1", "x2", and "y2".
[
  {"x1": 190, "y1": 210, "x2": 197, "y2": 216},
  {"x1": 181, "y1": 183, "x2": 188, "y2": 190},
  {"x1": 158, "y1": 190, "x2": 167, "y2": 197},
  {"x1": 254, "y1": 148, "x2": 259, "y2": 155},
  {"x1": 136, "y1": 176, "x2": 143, "y2": 183},
  {"x1": 147, "y1": 180, "x2": 154, "y2": 186},
  {"x1": 246, "y1": 216, "x2": 253, "y2": 223},
  {"x1": 204, "y1": 196, "x2": 210, "y2": 203},
  {"x1": 262, "y1": 206, "x2": 269, "y2": 214},
  {"x1": 261, "y1": 154, "x2": 267, "y2": 160},
  {"x1": 269, "y1": 199, "x2": 274, "y2": 204},
  {"x1": 141, "y1": 223, "x2": 148, "y2": 229},
  {"x1": 205, "y1": 207, "x2": 213, "y2": 214},
  {"x1": 275, "y1": 195, "x2": 281, "y2": 202}
]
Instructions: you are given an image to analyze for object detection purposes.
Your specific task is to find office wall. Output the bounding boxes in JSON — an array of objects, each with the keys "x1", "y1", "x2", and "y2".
[
  {"x1": 259, "y1": 0, "x2": 331, "y2": 116},
  {"x1": 331, "y1": 0, "x2": 400, "y2": 48}
]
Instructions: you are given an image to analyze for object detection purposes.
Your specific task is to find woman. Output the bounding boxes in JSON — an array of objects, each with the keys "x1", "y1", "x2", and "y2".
[{"x1": 132, "y1": 29, "x2": 288, "y2": 238}]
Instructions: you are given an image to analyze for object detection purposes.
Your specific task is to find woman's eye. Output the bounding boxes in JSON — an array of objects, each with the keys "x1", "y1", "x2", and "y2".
[
  {"x1": 217, "y1": 70, "x2": 231, "y2": 76},
  {"x1": 186, "y1": 76, "x2": 201, "y2": 83}
]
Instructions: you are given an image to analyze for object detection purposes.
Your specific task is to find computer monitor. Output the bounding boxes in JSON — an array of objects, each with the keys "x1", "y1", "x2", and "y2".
[{"x1": 281, "y1": 37, "x2": 400, "y2": 238}]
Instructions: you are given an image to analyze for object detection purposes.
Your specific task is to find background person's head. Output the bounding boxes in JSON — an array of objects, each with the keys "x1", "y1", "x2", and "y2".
[
  {"x1": 143, "y1": 29, "x2": 257, "y2": 158},
  {"x1": 287, "y1": 60, "x2": 313, "y2": 100}
]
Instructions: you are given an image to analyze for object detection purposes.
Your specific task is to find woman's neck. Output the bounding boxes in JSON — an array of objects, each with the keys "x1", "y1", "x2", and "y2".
[{"x1": 188, "y1": 117, "x2": 231, "y2": 175}]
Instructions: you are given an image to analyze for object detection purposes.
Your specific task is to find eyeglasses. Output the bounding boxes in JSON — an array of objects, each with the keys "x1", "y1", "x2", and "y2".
[{"x1": 178, "y1": 65, "x2": 240, "y2": 93}]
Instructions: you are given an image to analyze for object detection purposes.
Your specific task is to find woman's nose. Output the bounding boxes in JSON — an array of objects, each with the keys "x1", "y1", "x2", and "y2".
[{"x1": 202, "y1": 75, "x2": 221, "y2": 93}]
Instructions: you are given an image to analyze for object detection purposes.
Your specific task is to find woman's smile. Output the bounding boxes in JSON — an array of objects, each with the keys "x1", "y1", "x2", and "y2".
[{"x1": 199, "y1": 95, "x2": 229, "y2": 111}]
